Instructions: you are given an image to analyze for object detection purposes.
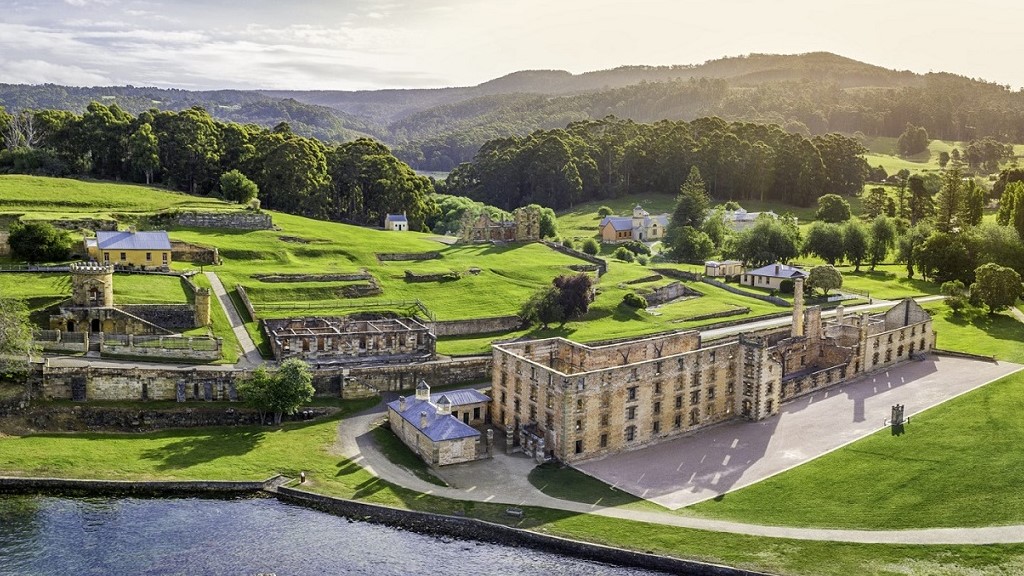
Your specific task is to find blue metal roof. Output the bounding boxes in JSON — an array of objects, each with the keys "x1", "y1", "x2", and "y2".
[
  {"x1": 387, "y1": 397, "x2": 480, "y2": 442},
  {"x1": 747, "y1": 263, "x2": 806, "y2": 279},
  {"x1": 599, "y1": 216, "x2": 633, "y2": 231},
  {"x1": 385, "y1": 214, "x2": 408, "y2": 222},
  {"x1": 95, "y1": 231, "x2": 171, "y2": 251},
  {"x1": 430, "y1": 389, "x2": 489, "y2": 407}
]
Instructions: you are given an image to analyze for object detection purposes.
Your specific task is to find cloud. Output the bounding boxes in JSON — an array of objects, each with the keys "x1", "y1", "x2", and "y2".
[{"x1": 0, "y1": 59, "x2": 111, "y2": 85}]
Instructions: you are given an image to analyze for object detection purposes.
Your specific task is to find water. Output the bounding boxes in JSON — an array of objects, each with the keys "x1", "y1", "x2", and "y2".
[{"x1": 0, "y1": 495, "x2": 669, "y2": 576}]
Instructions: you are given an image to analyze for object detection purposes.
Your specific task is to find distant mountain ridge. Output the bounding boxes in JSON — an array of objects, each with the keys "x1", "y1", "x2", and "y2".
[{"x1": 2, "y1": 52, "x2": 1021, "y2": 171}]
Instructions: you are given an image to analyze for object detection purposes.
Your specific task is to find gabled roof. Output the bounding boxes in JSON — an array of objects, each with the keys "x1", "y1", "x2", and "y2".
[
  {"x1": 746, "y1": 263, "x2": 806, "y2": 279},
  {"x1": 387, "y1": 397, "x2": 480, "y2": 442},
  {"x1": 600, "y1": 216, "x2": 633, "y2": 231},
  {"x1": 430, "y1": 389, "x2": 489, "y2": 407},
  {"x1": 385, "y1": 214, "x2": 408, "y2": 223},
  {"x1": 95, "y1": 230, "x2": 171, "y2": 251}
]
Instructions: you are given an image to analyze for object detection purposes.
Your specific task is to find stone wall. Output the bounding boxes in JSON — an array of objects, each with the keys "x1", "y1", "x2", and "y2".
[
  {"x1": 119, "y1": 304, "x2": 198, "y2": 330},
  {"x1": 541, "y1": 241, "x2": 607, "y2": 276},
  {"x1": 376, "y1": 251, "x2": 441, "y2": 261},
  {"x1": 680, "y1": 307, "x2": 751, "y2": 323},
  {"x1": 100, "y1": 334, "x2": 222, "y2": 361},
  {"x1": 18, "y1": 404, "x2": 331, "y2": 432},
  {"x1": 38, "y1": 364, "x2": 239, "y2": 402},
  {"x1": 35, "y1": 330, "x2": 88, "y2": 353},
  {"x1": 253, "y1": 272, "x2": 371, "y2": 282},
  {"x1": 431, "y1": 316, "x2": 523, "y2": 338},
  {"x1": 0, "y1": 230, "x2": 9, "y2": 256},
  {"x1": 170, "y1": 240, "x2": 219, "y2": 264},
  {"x1": 236, "y1": 285, "x2": 258, "y2": 320},
  {"x1": 168, "y1": 211, "x2": 273, "y2": 230},
  {"x1": 49, "y1": 217, "x2": 119, "y2": 232},
  {"x1": 313, "y1": 356, "x2": 492, "y2": 399},
  {"x1": 644, "y1": 281, "x2": 702, "y2": 306},
  {"x1": 701, "y1": 276, "x2": 789, "y2": 306}
]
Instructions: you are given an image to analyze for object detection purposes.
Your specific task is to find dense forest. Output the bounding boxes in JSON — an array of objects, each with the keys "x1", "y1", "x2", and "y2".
[
  {"x1": 0, "y1": 103, "x2": 434, "y2": 229},
  {"x1": 441, "y1": 116, "x2": 868, "y2": 211},
  {"x1": 2, "y1": 53, "x2": 1022, "y2": 173}
]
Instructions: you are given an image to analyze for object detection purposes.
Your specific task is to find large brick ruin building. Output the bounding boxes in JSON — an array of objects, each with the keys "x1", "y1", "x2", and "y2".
[
  {"x1": 459, "y1": 206, "x2": 541, "y2": 243},
  {"x1": 490, "y1": 280, "x2": 934, "y2": 463}
]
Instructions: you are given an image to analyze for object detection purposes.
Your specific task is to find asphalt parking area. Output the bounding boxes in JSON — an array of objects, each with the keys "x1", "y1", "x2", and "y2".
[{"x1": 574, "y1": 355, "x2": 1022, "y2": 510}]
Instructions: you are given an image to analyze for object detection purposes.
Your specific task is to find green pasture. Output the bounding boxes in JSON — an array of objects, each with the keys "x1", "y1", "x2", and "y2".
[
  {"x1": 112, "y1": 274, "x2": 189, "y2": 304},
  {"x1": 0, "y1": 175, "x2": 232, "y2": 218}
]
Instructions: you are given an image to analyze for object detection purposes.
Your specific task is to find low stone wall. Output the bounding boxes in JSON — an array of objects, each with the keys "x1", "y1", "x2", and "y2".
[
  {"x1": 35, "y1": 329, "x2": 88, "y2": 353},
  {"x1": 38, "y1": 364, "x2": 239, "y2": 402},
  {"x1": 49, "y1": 217, "x2": 119, "y2": 232},
  {"x1": 100, "y1": 335, "x2": 222, "y2": 361},
  {"x1": 376, "y1": 251, "x2": 440, "y2": 261},
  {"x1": 0, "y1": 230, "x2": 9, "y2": 256},
  {"x1": 625, "y1": 274, "x2": 663, "y2": 285},
  {"x1": 170, "y1": 240, "x2": 219, "y2": 264},
  {"x1": 701, "y1": 277, "x2": 789, "y2": 306},
  {"x1": 404, "y1": 270, "x2": 460, "y2": 282},
  {"x1": 276, "y1": 488, "x2": 767, "y2": 576},
  {"x1": 0, "y1": 476, "x2": 273, "y2": 496},
  {"x1": 119, "y1": 304, "x2": 197, "y2": 330},
  {"x1": 236, "y1": 285, "x2": 258, "y2": 320},
  {"x1": 18, "y1": 404, "x2": 332, "y2": 432},
  {"x1": 313, "y1": 356, "x2": 492, "y2": 398},
  {"x1": 169, "y1": 211, "x2": 274, "y2": 230},
  {"x1": 681, "y1": 307, "x2": 751, "y2": 323},
  {"x1": 542, "y1": 241, "x2": 607, "y2": 276},
  {"x1": 652, "y1": 267, "x2": 701, "y2": 282},
  {"x1": 645, "y1": 281, "x2": 702, "y2": 306},
  {"x1": 253, "y1": 272, "x2": 371, "y2": 283},
  {"x1": 431, "y1": 316, "x2": 523, "y2": 337}
]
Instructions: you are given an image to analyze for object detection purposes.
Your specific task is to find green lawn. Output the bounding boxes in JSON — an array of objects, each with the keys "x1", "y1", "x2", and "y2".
[
  {"x1": 832, "y1": 264, "x2": 942, "y2": 299},
  {"x1": 0, "y1": 174, "x2": 233, "y2": 218},
  {"x1": 112, "y1": 274, "x2": 189, "y2": 304},
  {"x1": 183, "y1": 273, "x2": 240, "y2": 364},
  {"x1": 926, "y1": 303, "x2": 1024, "y2": 363},
  {"x1": 528, "y1": 463, "x2": 648, "y2": 508},
  {"x1": 370, "y1": 422, "x2": 447, "y2": 487}
]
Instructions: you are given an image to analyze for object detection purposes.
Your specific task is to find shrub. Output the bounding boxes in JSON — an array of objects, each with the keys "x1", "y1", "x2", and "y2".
[
  {"x1": 613, "y1": 247, "x2": 634, "y2": 262},
  {"x1": 636, "y1": 255, "x2": 649, "y2": 266},
  {"x1": 622, "y1": 240, "x2": 651, "y2": 256},
  {"x1": 8, "y1": 220, "x2": 72, "y2": 263},
  {"x1": 581, "y1": 238, "x2": 600, "y2": 255},
  {"x1": 622, "y1": 292, "x2": 648, "y2": 308},
  {"x1": 561, "y1": 237, "x2": 575, "y2": 249},
  {"x1": 779, "y1": 279, "x2": 795, "y2": 294},
  {"x1": 597, "y1": 205, "x2": 614, "y2": 217}
]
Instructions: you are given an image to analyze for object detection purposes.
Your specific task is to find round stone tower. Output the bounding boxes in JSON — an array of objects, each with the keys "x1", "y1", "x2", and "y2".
[
  {"x1": 194, "y1": 287, "x2": 211, "y2": 326},
  {"x1": 69, "y1": 261, "x2": 114, "y2": 307}
]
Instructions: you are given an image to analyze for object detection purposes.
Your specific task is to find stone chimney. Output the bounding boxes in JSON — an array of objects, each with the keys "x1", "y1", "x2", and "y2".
[
  {"x1": 398, "y1": 395, "x2": 406, "y2": 412},
  {"x1": 128, "y1": 225, "x2": 137, "y2": 234},
  {"x1": 415, "y1": 379, "x2": 430, "y2": 401},
  {"x1": 835, "y1": 304, "x2": 845, "y2": 325},
  {"x1": 775, "y1": 264, "x2": 780, "y2": 275},
  {"x1": 792, "y1": 277, "x2": 805, "y2": 338},
  {"x1": 419, "y1": 411, "x2": 428, "y2": 429}
]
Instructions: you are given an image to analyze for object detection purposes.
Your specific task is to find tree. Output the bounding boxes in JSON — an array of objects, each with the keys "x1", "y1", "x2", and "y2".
[
  {"x1": 726, "y1": 216, "x2": 800, "y2": 267},
  {"x1": 670, "y1": 227, "x2": 714, "y2": 264},
  {"x1": 527, "y1": 204, "x2": 558, "y2": 239},
  {"x1": 941, "y1": 280, "x2": 968, "y2": 313},
  {"x1": 520, "y1": 287, "x2": 564, "y2": 329},
  {"x1": 867, "y1": 215, "x2": 897, "y2": 270},
  {"x1": 842, "y1": 220, "x2": 869, "y2": 272},
  {"x1": 997, "y1": 181, "x2": 1023, "y2": 225},
  {"x1": 802, "y1": 222, "x2": 845, "y2": 265},
  {"x1": 8, "y1": 221, "x2": 72, "y2": 263},
  {"x1": 219, "y1": 169, "x2": 259, "y2": 204},
  {"x1": 0, "y1": 297, "x2": 37, "y2": 377},
  {"x1": 701, "y1": 207, "x2": 729, "y2": 249},
  {"x1": 915, "y1": 231, "x2": 976, "y2": 284},
  {"x1": 938, "y1": 151, "x2": 950, "y2": 169},
  {"x1": 128, "y1": 122, "x2": 160, "y2": 185},
  {"x1": 862, "y1": 186, "x2": 889, "y2": 219},
  {"x1": 553, "y1": 273, "x2": 595, "y2": 319},
  {"x1": 238, "y1": 359, "x2": 314, "y2": 425},
  {"x1": 906, "y1": 175, "x2": 934, "y2": 225},
  {"x1": 896, "y1": 123, "x2": 929, "y2": 156},
  {"x1": 597, "y1": 206, "x2": 614, "y2": 217},
  {"x1": 815, "y1": 194, "x2": 852, "y2": 223},
  {"x1": 897, "y1": 223, "x2": 932, "y2": 279},
  {"x1": 613, "y1": 246, "x2": 635, "y2": 262},
  {"x1": 580, "y1": 238, "x2": 599, "y2": 255},
  {"x1": 806, "y1": 265, "x2": 843, "y2": 296},
  {"x1": 970, "y1": 263, "x2": 1022, "y2": 314},
  {"x1": 668, "y1": 166, "x2": 710, "y2": 230}
]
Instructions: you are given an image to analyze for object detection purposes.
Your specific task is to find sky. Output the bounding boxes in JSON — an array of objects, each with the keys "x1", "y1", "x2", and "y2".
[{"x1": 1, "y1": 0, "x2": 1021, "y2": 91}]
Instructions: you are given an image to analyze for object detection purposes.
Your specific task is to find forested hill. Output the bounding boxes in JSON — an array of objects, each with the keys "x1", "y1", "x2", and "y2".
[
  {"x1": 0, "y1": 84, "x2": 377, "y2": 143},
  {"x1": 4, "y1": 52, "x2": 1023, "y2": 171}
]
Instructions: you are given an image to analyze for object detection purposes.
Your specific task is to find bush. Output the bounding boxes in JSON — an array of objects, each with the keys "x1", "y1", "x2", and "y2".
[
  {"x1": 779, "y1": 279, "x2": 795, "y2": 294},
  {"x1": 613, "y1": 247, "x2": 634, "y2": 262},
  {"x1": 597, "y1": 206, "x2": 614, "y2": 217},
  {"x1": 581, "y1": 238, "x2": 600, "y2": 255},
  {"x1": 622, "y1": 240, "x2": 651, "y2": 256},
  {"x1": 8, "y1": 220, "x2": 73, "y2": 263},
  {"x1": 622, "y1": 292, "x2": 648, "y2": 309},
  {"x1": 561, "y1": 237, "x2": 575, "y2": 249},
  {"x1": 636, "y1": 255, "x2": 649, "y2": 266}
]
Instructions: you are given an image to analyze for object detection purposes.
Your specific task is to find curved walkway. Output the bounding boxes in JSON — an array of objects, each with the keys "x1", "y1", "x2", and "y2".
[{"x1": 335, "y1": 379, "x2": 1024, "y2": 546}]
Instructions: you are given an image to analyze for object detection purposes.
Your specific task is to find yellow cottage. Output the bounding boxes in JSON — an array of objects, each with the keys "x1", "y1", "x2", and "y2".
[{"x1": 86, "y1": 230, "x2": 172, "y2": 271}]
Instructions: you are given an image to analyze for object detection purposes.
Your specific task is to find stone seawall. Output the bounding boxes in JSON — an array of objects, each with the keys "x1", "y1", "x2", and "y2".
[
  {"x1": 431, "y1": 316, "x2": 523, "y2": 337},
  {"x1": 276, "y1": 487, "x2": 767, "y2": 576},
  {"x1": 0, "y1": 476, "x2": 274, "y2": 496}
]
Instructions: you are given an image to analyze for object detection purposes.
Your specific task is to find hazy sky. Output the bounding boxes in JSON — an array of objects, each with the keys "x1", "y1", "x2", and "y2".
[{"x1": 2, "y1": 0, "x2": 1021, "y2": 91}]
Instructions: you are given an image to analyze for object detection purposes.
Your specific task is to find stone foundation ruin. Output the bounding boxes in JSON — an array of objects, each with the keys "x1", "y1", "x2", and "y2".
[{"x1": 264, "y1": 315, "x2": 436, "y2": 364}]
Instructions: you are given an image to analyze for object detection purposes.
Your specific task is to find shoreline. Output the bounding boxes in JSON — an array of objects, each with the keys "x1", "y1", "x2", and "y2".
[{"x1": 0, "y1": 475, "x2": 769, "y2": 576}]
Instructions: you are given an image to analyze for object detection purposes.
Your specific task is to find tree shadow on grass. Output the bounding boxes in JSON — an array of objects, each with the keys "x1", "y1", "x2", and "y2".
[
  {"x1": 138, "y1": 429, "x2": 265, "y2": 471},
  {"x1": 943, "y1": 309, "x2": 1024, "y2": 345}
]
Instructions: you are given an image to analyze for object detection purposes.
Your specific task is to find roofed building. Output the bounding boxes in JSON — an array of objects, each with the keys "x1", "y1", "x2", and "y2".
[
  {"x1": 599, "y1": 205, "x2": 669, "y2": 243},
  {"x1": 740, "y1": 263, "x2": 806, "y2": 290},
  {"x1": 387, "y1": 380, "x2": 491, "y2": 466},
  {"x1": 719, "y1": 208, "x2": 789, "y2": 231},
  {"x1": 704, "y1": 260, "x2": 744, "y2": 277},
  {"x1": 86, "y1": 229, "x2": 172, "y2": 271},
  {"x1": 384, "y1": 214, "x2": 408, "y2": 231}
]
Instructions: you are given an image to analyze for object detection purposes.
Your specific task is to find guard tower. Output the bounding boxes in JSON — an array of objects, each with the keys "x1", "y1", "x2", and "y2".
[{"x1": 70, "y1": 261, "x2": 114, "y2": 308}]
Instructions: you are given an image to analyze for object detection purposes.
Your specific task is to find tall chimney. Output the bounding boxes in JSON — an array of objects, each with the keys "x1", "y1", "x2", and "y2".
[
  {"x1": 419, "y1": 411, "x2": 428, "y2": 429},
  {"x1": 792, "y1": 277, "x2": 805, "y2": 338},
  {"x1": 398, "y1": 395, "x2": 406, "y2": 412},
  {"x1": 835, "y1": 304, "x2": 844, "y2": 324}
]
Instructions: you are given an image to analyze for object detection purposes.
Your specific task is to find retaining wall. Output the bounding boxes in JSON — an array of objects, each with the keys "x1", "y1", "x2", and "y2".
[
  {"x1": 119, "y1": 304, "x2": 197, "y2": 330},
  {"x1": 170, "y1": 211, "x2": 273, "y2": 230},
  {"x1": 431, "y1": 316, "x2": 523, "y2": 337},
  {"x1": 701, "y1": 277, "x2": 789, "y2": 306},
  {"x1": 0, "y1": 230, "x2": 9, "y2": 256},
  {"x1": 313, "y1": 357, "x2": 492, "y2": 398},
  {"x1": 170, "y1": 240, "x2": 219, "y2": 264},
  {"x1": 376, "y1": 251, "x2": 440, "y2": 261},
  {"x1": 645, "y1": 281, "x2": 702, "y2": 306},
  {"x1": 236, "y1": 285, "x2": 258, "y2": 320},
  {"x1": 0, "y1": 476, "x2": 273, "y2": 496}
]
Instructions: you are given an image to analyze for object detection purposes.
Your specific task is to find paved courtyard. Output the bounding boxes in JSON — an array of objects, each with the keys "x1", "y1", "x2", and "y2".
[{"x1": 575, "y1": 354, "x2": 1022, "y2": 510}]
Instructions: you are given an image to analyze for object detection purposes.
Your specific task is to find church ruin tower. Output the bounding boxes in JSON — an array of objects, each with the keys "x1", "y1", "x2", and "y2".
[
  {"x1": 792, "y1": 276, "x2": 805, "y2": 338},
  {"x1": 70, "y1": 261, "x2": 114, "y2": 308},
  {"x1": 194, "y1": 287, "x2": 211, "y2": 327}
]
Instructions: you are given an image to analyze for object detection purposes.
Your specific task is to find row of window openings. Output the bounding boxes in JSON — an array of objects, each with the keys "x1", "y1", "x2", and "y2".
[
  {"x1": 872, "y1": 340, "x2": 924, "y2": 365},
  {"x1": 103, "y1": 251, "x2": 167, "y2": 262}
]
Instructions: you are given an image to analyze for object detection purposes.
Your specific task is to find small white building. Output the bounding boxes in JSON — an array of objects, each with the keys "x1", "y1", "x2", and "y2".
[
  {"x1": 705, "y1": 260, "x2": 744, "y2": 277},
  {"x1": 384, "y1": 214, "x2": 408, "y2": 231},
  {"x1": 740, "y1": 263, "x2": 806, "y2": 290}
]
